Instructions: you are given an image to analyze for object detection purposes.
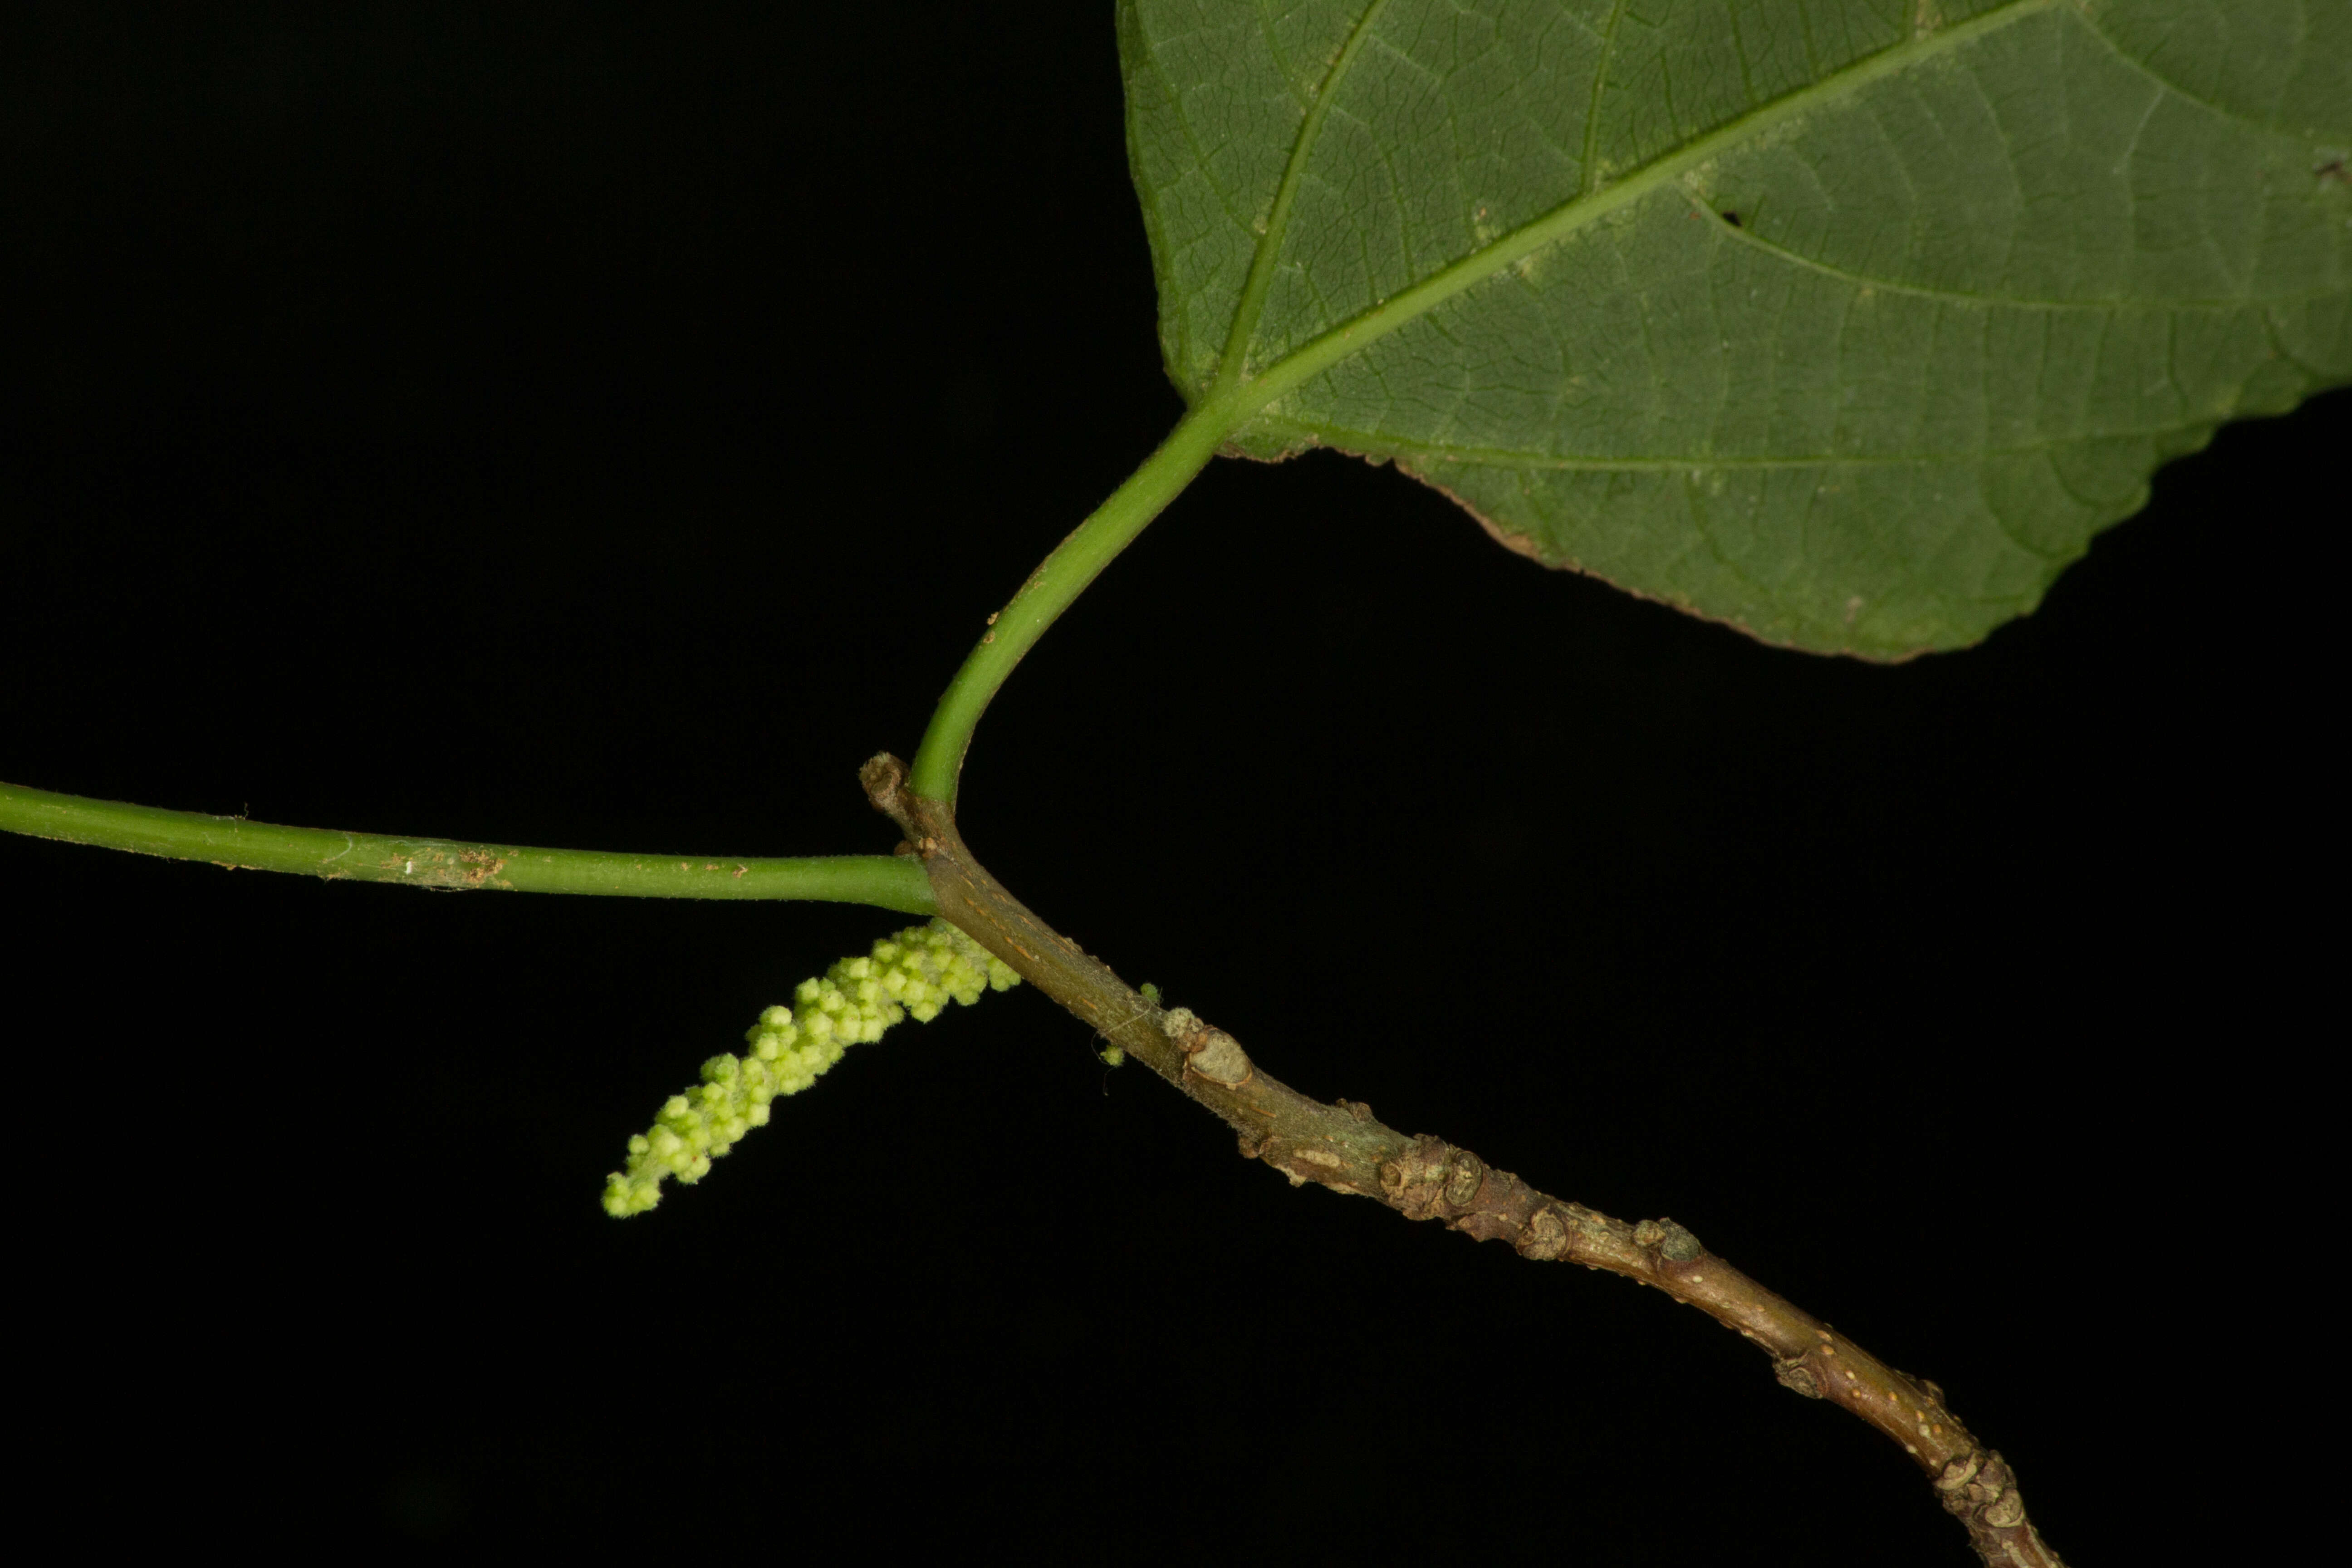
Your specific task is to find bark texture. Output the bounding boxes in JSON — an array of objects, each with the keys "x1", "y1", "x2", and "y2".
[{"x1": 863, "y1": 753, "x2": 2063, "y2": 1568}]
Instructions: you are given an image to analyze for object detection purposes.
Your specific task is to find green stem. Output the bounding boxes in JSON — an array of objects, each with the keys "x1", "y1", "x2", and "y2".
[
  {"x1": 0, "y1": 780, "x2": 936, "y2": 913},
  {"x1": 906, "y1": 396, "x2": 1244, "y2": 804}
]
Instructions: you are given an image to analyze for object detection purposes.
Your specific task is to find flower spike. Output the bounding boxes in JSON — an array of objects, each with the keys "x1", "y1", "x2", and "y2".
[{"x1": 602, "y1": 919, "x2": 1018, "y2": 1216}]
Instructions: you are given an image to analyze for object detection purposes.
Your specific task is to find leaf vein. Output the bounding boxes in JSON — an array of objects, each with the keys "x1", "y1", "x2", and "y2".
[
  {"x1": 1211, "y1": 0, "x2": 1397, "y2": 397},
  {"x1": 1578, "y1": 0, "x2": 1625, "y2": 198},
  {"x1": 2065, "y1": 0, "x2": 2344, "y2": 143},
  {"x1": 1678, "y1": 190, "x2": 2328, "y2": 311},
  {"x1": 1252, "y1": 416, "x2": 2213, "y2": 470}
]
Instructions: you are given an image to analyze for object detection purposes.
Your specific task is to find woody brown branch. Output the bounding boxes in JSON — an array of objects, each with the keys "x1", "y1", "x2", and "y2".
[{"x1": 861, "y1": 753, "x2": 2063, "y2": 1568}]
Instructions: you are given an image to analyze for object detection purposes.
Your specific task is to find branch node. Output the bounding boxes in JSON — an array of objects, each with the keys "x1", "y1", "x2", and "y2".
[
  {"x1": 1632, "y1": 1216, "x2": 1705, "y2": 1262},
  {"x1": 1518, "y1": 1203, "x2": 1572, "y2": 1262},
  {"x1": 860, "y1": 752, "x2": 918, "y2": 838},
  {"x1": 1774, "y1": 1358, "x2": 1825, "y2": 1399},
  {"x1": 1185, "y1": 1031, "x2": 1253, "y2": 1088},
  {"x1": 1158, "y1": 1007, "x2": 1253, "y2": 1088},
  {"x1": 1936, "y1": 1452, "x2": 1983, "y2": 1493},
  {"x1": 1377, "y1": 1135, "x2": 1460, "y2": 1222},
  {"x1": 1443, "y1": 1149, "x2": 1487, "y2": 1209}
]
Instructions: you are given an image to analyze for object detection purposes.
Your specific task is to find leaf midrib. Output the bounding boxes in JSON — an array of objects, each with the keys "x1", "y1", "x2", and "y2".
[
  {"x1": 1207, "y1": 0, "x2": 1396, "y2": 403},
  {"x1": 1205, "y1": 0, "x2": 2069, "y2": 432}
]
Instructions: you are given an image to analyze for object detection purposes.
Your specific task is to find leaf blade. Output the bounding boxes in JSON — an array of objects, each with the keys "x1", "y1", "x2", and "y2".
[{"x1": 1123, "y1": 0, "x2": 2351, "y2": 655}]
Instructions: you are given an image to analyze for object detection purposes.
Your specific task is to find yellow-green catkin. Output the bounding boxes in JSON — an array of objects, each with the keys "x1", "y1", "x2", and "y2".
[{"x1": 602, "y1": 920, "x2": 1019, "y2": 1217}]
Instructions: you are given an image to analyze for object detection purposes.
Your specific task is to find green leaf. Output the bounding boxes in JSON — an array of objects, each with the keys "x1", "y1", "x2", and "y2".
[{"x1": 1120, "y1": 0, "x2": 2351, "y2": 656}]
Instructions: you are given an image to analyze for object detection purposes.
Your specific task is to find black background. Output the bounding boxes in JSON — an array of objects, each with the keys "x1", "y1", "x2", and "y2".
[{"x1": 2, "y1": 5, "x2": 2335, "y2": 1562}]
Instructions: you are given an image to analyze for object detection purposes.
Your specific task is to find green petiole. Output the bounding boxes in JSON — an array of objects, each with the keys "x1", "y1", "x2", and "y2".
[
  {"x1": 0, "y1": 779, "x2": 936, "y2": 912},
  {"x1": 905, "y1": 395, "x2": 1246, "y2": 806}
]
